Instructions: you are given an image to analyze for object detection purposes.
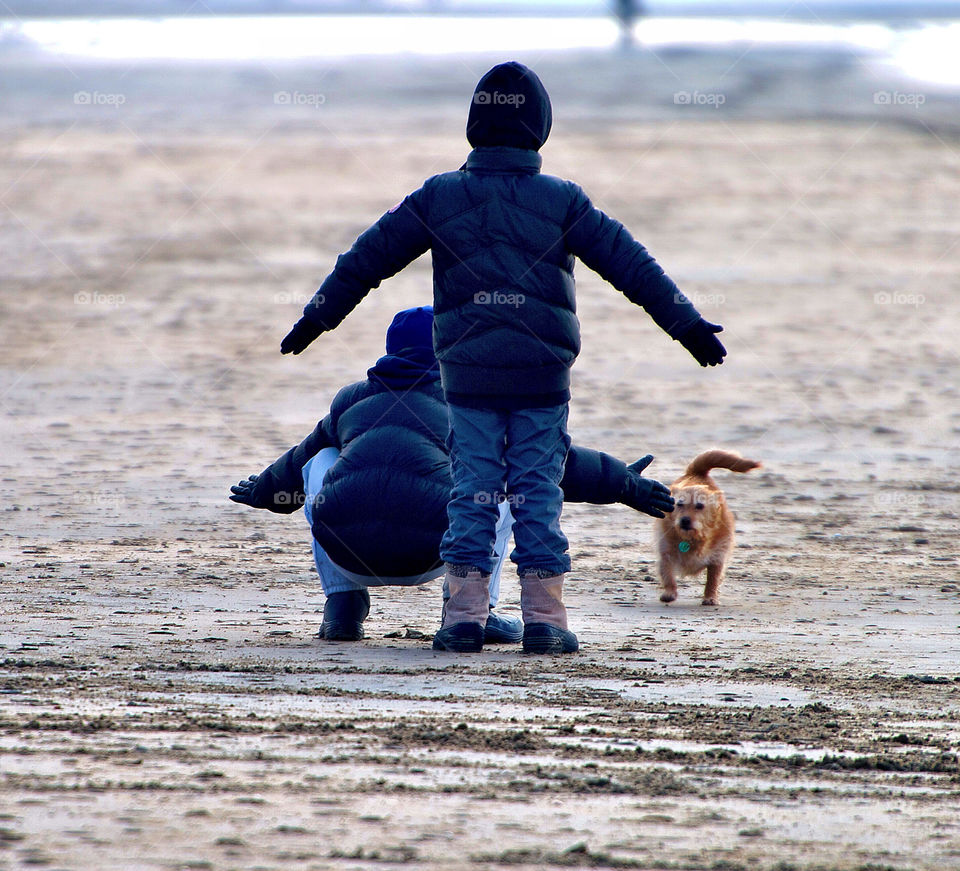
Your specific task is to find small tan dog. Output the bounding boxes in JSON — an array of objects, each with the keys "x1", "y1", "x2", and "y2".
[{"x1": 654, "y1": 450, "x2": 761, "y2": 606}]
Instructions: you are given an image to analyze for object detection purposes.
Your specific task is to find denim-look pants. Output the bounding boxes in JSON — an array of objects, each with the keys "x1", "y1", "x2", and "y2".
[{"x1": 439, "y1": 403, "x2": 572, "y2": 577}]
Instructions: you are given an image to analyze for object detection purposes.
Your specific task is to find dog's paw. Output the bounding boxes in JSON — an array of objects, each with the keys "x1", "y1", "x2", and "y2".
[
  {"x1": 659, "y1": 591, "x2": 677, "y2": 604},
  {"x1": 701, "y1": 596, "x2": 718, "y2": 606}
]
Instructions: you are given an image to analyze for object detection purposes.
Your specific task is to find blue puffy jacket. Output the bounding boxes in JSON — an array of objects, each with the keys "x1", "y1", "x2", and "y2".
[
  {"x1": 297, "y1": 62, "x2": 702, "y2": 406},
  {"x1": 248, "y1": 349, "x2": 630, "y2": 578}
]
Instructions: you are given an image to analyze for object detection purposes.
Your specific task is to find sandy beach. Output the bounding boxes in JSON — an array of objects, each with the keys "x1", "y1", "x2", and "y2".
[{"x1": 2, "y1": 43, "x2": 960, "y2": 870}]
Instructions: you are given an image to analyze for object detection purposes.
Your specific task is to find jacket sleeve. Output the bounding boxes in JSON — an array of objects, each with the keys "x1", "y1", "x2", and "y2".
[
  {"x1": 560, "y1": 445, "x2": 629, "y2": 504},
  {"x1": 248, "y1": 414, "x2": 339, "y2": 514},
  {"x1": 301, "y1": 186, "x2": 433, "y2": 332},
  {"x1": 563, "y1": 184, "x2": 701, "y2": 339}
]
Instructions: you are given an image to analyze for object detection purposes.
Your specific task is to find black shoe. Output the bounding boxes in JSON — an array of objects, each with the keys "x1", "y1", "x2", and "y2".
[
  {"x1": 319, "y1": 590, "x2": 370, "y2": 641},
  {"x1": 432, "y1": 622, "x2": 484, "y2": 652},
  {"x1": 484, "y1": 610, "x2": 523, "y2": 644},
  {"x1": 522, "y1": 623, "x2": 579, "y2": 654}
]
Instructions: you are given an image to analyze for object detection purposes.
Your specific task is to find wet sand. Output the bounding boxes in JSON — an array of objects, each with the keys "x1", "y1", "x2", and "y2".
[{"x1": 2, "y1": 47, "x2": 960, "y2": 870}]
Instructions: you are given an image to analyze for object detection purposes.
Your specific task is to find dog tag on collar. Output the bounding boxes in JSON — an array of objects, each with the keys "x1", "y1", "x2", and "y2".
[{"x1": 678, "y1": 541, "x2": 691, "y2": 553}]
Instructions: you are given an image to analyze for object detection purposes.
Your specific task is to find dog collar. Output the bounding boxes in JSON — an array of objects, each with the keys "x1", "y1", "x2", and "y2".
[{"x1": 678, "y1": 541, "x2": 691, "y2": 553}]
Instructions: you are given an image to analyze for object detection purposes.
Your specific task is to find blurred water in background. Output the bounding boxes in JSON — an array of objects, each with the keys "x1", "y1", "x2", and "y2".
[{"x1": 2, "y1": 14, "x2": 959, "y2": 85}]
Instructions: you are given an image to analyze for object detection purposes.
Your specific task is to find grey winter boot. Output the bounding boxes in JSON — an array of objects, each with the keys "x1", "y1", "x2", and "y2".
[
  {"x1": 432, "y1": 565, "x2": 489, "y2": 652},
  {"x1": 520, "y1": 571, "x2": 579, "y2": 654}
]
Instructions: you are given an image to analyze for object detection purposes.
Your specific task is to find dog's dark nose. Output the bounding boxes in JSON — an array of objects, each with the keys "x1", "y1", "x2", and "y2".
[{"x1": 679, "y1": 516, "x2": 692, "y2": 530}]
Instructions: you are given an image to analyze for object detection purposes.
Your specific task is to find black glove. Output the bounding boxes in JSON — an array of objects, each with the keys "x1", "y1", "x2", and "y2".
[
  {"x1": 678, "y1": 319, "x2": 726, "y2": 367},
  {"x1": 229, "y1": 474, "x2": 261, "y2": 507},
  {"x1": 281, "y1": 316, "x2": 323, "y2": 355},
  {"x1": 619, "y1": 455, "x2": 675, "y2": 518}
]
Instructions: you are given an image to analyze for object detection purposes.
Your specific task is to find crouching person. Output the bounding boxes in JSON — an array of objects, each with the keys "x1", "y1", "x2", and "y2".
[{"x1": 230, "y1": 306, "x2": 673, "y2": 646}]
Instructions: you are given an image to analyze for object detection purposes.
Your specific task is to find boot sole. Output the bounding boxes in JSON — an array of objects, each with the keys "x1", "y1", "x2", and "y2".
[
  {"x1": 484, "y1": 628, "x2": 524, "y2": 644},
  {"x1": 319, "y1": 622, "x2": 364, "y2": 642},
  {"x1": 522, "y1": 623, "x2": 579, "y2": 654},
  {"x1": 484, "y1": 615, "x2": 524, "y2": 644},
  {"x1": 432, "y1": 638, "x2": 483, "y2": 652},
  {"x1": 432, "y1": 623, "x2": 484, "y2": 653}
]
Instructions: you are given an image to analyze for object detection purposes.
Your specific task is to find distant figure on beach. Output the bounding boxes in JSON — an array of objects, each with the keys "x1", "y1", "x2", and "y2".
[
  {"x1": 614, "y1": 0, "x2": 644, "y2": 48},
  {"x1": 231, "y1": 306, "x2": 675, "y2": 644}
]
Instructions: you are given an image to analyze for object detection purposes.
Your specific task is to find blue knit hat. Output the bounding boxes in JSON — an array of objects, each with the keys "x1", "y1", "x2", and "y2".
[{"x1": 385, "y1": 305, "x2": 434, "y2": 355}]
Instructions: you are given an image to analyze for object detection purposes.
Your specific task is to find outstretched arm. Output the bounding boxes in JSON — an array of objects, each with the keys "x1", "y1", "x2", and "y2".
[
  {"x1": 561, "y1": 446, "x2": 674, "y2": 518},
  {"x1": 281, "y1": 188, "x2": 433, "y2": 355},
  {"x1": 229, "y1": 416, "x2": 337, "y2": 513},
  {"x1": 563, "y1": 186, "x2": 726, "y2": 366}
]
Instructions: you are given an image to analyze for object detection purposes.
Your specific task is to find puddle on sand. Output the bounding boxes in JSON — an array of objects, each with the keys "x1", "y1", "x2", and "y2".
[{"x1": 544, "y1": 678, "x2": 812, "y2": 708}]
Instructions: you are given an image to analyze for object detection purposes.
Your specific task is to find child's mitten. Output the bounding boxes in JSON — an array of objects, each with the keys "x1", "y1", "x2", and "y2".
[
  {"x1": 620, "y1": 456, "x2": 675, "y2": 518},
  {"x1": 229, "y1": 474, "x2": 262, "y2": 507},
  {"x1": 678, "y1": 318, "x2": 726, "y2": 367},
  {"x1": 281, "y1": 316, "x2": 323, "y2": 355}
]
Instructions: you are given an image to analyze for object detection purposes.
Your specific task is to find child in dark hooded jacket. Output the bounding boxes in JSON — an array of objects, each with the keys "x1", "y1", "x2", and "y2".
[{"x1": 279, "y1": 62, "x2": 725, "y2": 654}]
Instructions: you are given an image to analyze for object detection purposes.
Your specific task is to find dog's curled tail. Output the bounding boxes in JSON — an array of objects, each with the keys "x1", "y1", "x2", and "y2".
[{"x1": 685, "y1": 449, "x2": 762, "y2": 478}]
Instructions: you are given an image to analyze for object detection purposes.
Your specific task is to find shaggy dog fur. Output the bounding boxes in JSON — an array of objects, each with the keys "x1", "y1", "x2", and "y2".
[{"x1": 654, "y1": 450, "x2": 761, "y2": 606}]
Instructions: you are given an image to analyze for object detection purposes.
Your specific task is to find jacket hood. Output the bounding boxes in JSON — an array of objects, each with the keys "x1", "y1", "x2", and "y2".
[
  {"x1": 367, "y1": 347, "x2": 440, "y2": 390},
  {"x1": 466, "y1": 61, "x2": 552, "y2": 151},
  {"x1": 368, "y1": 306, "x2": 439, "y2": 390}
]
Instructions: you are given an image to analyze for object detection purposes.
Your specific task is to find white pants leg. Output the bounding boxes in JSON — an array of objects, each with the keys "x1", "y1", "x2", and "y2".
[
  {"x1": 303, "y1": 448, "x2": 365, "y2": 596},
  {"x1": 302, "y1": 448, "x2": 509, "y2": 603},
  {"x1": 443, "y1": 502, "x2": 514, "y2": 609}
]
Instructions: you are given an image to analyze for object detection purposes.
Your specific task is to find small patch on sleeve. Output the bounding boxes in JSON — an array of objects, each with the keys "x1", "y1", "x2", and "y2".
[{"x1": 388, "y1": 200, "x2": 404, "y2": 213}]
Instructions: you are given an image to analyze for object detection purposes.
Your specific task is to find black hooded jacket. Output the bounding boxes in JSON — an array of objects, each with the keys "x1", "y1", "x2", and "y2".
[
  {"x1": 297, "y1": 61, "x2": 701, "y2": 408},
  {"x1": 248, "y1": 349, "x2": 630, "y2": 578}
]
